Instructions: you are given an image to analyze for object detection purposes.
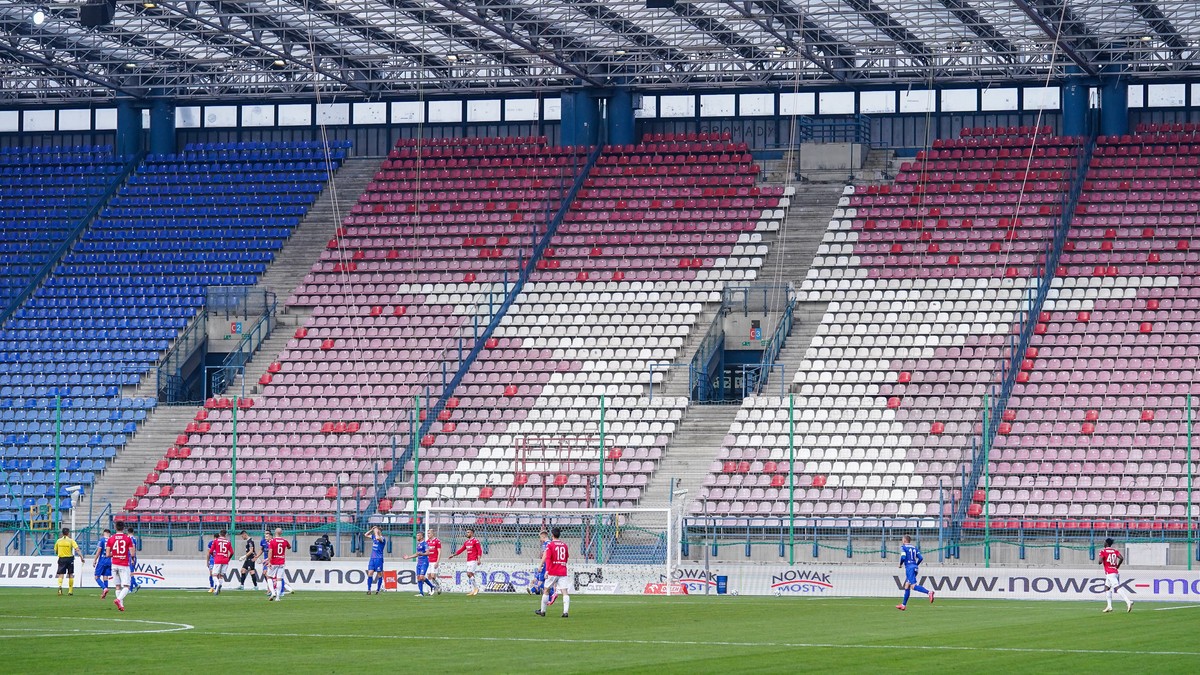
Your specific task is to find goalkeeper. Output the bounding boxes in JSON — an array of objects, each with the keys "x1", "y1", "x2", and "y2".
[{"x1": 527, "y1": 529, "x2": 557, "y2": 605}]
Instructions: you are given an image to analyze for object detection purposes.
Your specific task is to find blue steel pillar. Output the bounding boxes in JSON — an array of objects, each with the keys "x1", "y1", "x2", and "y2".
[
  {"x1": 560, "y1": 90, "x2": 598, "y2": 147},
  {"x1": 1062, "y1": 67, "x2": 1088, "y2": 137},
  {"x1": 115, "y1": 99, "x2": 142, "y2": 158},
  {"x1": 1100, "y1": 70, "x2": 1129, "y2": 137},
  {"x1": 607, "y1": 87, "x2": 636, "y2": 147},
  {"x1": 149, "y1": 96, "x2": 176, "y2": 155}
]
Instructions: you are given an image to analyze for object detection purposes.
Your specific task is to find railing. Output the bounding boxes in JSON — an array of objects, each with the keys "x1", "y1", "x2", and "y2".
[
  {"x1": 209, "y1": 291, "x2": 277, "y2": 399},
  {"x1": 951, "y1": 124, "x2": 1099, "y2": 543},
  {"x1": 688, "y1": 311, "x2": 725, "y2": 402},
  {"x1": 0, "y1": 152, "x2": 144, "y2": 326},
  {"x1": 795, "y1": 115, "x2": 872, "y2": 145},
  {"x1": 647, "y1": 362, "x2": 688, "y2": 401},
  {"x1": 751, "y1": 300, "x2": 794, "y2": 396},
  {"x1": 680, "y1": 516, "x2": 1200, "y2": 565},
  {"x1": 156, "y1": 310, "x2": 209, "y2": 403}
]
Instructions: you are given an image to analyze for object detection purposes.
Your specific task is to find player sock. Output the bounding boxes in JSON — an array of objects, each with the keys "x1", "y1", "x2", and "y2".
[
  {"x1": 912, "y1": 584, "x2": 930, "y2": 595},
  {"x1": 540, "y1": 595, "x2": 548, "y2": 613},
  {"x1": 902, "y1": 589, "x2": 911, "y2": 605},
  {"x1": 57, "y1": 578, "x2": 63, "y2": 589},
  {"x1": 562, "y1": 594, "x2": 570, "y2": 614},
  {"x1": 68, "y1": 578, "x2": 74, "y2": 593}
]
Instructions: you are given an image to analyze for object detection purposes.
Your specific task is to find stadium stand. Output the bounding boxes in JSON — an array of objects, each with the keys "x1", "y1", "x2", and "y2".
[
  {"x1": 122, "y1": 133, "x2": 794, "y2": 520},
  {"x1": 126, "y1": 137, "x2": 587, "y2": 520},
  {"x1": 693, "y1": 126, "x2": 1087, "y2": 522},
  {"x1": 0, "y1": 141, "x2": 343, "y2": 524},
  {"x1": 0, "y1": 145, "x2": 124, "y2": 310},
  {"x1": 382, "y1": 132, "x2": 791, "y2": 514},
  {"x1": 991, "y1": 123, "x2": 1200, "y2": 525}
]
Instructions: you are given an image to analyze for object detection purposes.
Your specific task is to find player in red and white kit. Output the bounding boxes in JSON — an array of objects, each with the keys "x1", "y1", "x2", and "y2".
[
  {"x1": 1098, "y1": 537, "x2": 1132, "y2": 613},
  {"x1": 425, "y1": 529, "x2": 443, "y2": 595},
  {"x1": 106, "y1": 522, "x2": 135, "y2": 612},
  {"x1": 535, "y1": 527, "x2": 570, "y2": 618},
  {"x1": 448, "y1": 527, "x2": 484, "y2": 596},
  {"x1": 208, "y1": 529, "x2": 234, "y2": 596},
  {"x1": 266, "y1": 528, "x2": 291, "y2": 602}
]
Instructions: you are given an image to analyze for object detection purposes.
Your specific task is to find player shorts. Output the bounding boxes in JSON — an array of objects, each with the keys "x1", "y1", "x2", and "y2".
[
  {"x1": 904, "y1": 566, "x2": 919, "y2": 585},
  {"x1": 112, "y1": 565, "x2": 131, "y2": 587},
  {"x1": 96, "y1": 561, "x2": 112, "y2": 577},
  {"x1": 211, "y1": 563, "x2": 229, "y2": 576},
  {"x1": 415, "y1": 561, "x2": 429, "y2": 577},
  {"x1": 241, "y1": 558, "x2": 256, "y2": 571},
  {"x1": 1105, "y1": 572, "x2": 1120, "y2": 589},
  {"x1": 543, "y1": 575, "x2": 568, "y2": 591},
  {"x1": 368, "y1": 556, "x2": 384, "y2": 573},
  {"x1": 465, "y1": 560, "x2": 478, "y2": 573},
  {"x1": 56, "y1": 557, "x2": 75, "y2": 575},
  {"x1": 428, "y1": 562, "x2": 440, "y2": 574},
  {"x1": 266, "y1": 564, "x2": 286, "y2": 579}
]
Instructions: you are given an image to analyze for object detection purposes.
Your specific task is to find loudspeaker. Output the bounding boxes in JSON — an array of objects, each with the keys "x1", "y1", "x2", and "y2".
[
  {"x1": 79, "y1": 0, "x2": 115, "y2": 28},
  {"x1": 646, "y1": 0, "x2": 675, "y2": 8}
]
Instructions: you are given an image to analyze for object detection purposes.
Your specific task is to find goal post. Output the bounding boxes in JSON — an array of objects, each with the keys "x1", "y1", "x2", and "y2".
[{"x1": 423, "y1": 507, "x2": 678, "y2": 595}]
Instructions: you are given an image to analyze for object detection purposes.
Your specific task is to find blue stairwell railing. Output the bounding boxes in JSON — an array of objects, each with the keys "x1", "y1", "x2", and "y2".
[
  {"x1": 0, "y1": 152, "x2": 144, "y2": 326},
  {"x1": 366, "y1": 145, "x2": 603, "y2": 520},
  {"x1": 950, "y1": 128, "x2": 1098, "y2": 540}
]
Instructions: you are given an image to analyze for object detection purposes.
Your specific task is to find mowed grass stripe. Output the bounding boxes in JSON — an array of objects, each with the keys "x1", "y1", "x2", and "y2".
[{"x1": 1, "y1": 589, "x2": 1196, "y2": 673}]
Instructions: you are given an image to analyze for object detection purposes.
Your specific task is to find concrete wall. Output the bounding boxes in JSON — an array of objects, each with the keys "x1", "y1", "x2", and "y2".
[{"x1": 791, "y1": 142, "x2": 865, "y2": 171}]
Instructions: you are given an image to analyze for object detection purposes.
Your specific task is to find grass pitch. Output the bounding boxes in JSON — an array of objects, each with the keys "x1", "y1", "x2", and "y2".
[{"x1": 1, "y1": 588, "x2": 1198, "y2": 673}]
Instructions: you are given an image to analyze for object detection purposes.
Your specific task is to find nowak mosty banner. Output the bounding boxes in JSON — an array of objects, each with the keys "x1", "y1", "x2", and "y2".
[{"x1": 3, "y1": 557, "x2": 1199, "y2": 601}]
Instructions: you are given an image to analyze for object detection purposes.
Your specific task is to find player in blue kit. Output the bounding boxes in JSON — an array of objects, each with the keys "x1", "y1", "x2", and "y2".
[
  {"x1": 527, "y1": 530, "x2": 557, "y2": 605},
  {"x1": 897, "y1": 535, "x2": 934, "y2": 610},
  {"x1": 206, "y1": 534, "x2": 216, "y2": 593},
  {"x1": 364, "y1": 526, "x2": 386, "y2": 595},
  {"x1": 92, "y1": 528, "x2": 112, "y2": 599},
  {"x1": 403, "y1": 530, "x2": 434, "y2": 596},
  {"x1": 127, "y1": 531, "x2": 141, "y2": 593}
]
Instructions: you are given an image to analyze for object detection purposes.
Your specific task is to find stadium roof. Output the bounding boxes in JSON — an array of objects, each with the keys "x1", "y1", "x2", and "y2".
[{"x1": 1, "y1": 0, "x2": 1198, "y2": 105}]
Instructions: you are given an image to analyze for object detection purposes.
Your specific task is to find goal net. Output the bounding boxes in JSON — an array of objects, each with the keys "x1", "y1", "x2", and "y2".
[{"x1": 424, "y1": 507, "x2": 677, "y2": 595}]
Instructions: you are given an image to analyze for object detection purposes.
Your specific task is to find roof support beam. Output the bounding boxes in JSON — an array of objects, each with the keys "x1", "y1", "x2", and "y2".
[
  {"x1": 142, "y1": 3, "x2": 369, "y2": 93},
  {"x1": 379, "y1": 0, "x2": 534, "y2": 75},
  {"x1": 205, "y1": 1, "x2": 375, "y2": 93},
  {"x1": 936, "y1": 0, "x2": 1018, "y2": 64},
  {"x1": 669, "y1": 1, "x2": 773, "y2": 66},
  {"x1": 295, "y1": 0, "x2": 453, "y2": 69},
  {"x1": 841, "y1": 0, "x2": 934, "y2": 66},
  {"x1": 0, "y1": 41, "x2": 142, "y2": 98},
  {"x1": 424, "y1": 0, "x2": 604, "y2": 86},
  {"x1": 724, "y1": 0, "x2": 851, "y2": 81},
  {"x1": 1009, "y1": 0, "x2": 1099, "y2": 77},
  {"x1": 572, "y1": 1, "x2": 689, "y2": 72},
  {"x1": 1130, "y1": 1, "x2": 1188, "y2": 58}
]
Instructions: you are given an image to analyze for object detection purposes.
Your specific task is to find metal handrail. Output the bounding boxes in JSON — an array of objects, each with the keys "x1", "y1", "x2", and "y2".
[{"x1": 156, "y1": 310, "x2": 209, "y2": 403}]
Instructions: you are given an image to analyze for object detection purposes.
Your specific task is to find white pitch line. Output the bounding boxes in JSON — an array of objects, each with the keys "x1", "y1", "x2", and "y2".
[
  {"x1": 194, "y1": 630, "x2": 1200, "y2": 658},
  {"x1": 0, "y1": 616, "x2": 194, "y2": 639},
  {"x1": 1153, "y1": 604, "x2": 1200, "y2": 611}
]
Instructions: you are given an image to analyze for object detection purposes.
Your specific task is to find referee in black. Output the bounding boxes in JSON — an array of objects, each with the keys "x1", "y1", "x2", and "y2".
[{"x1": 236, "y1": 530, "x2": 260, "y2": 590}]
